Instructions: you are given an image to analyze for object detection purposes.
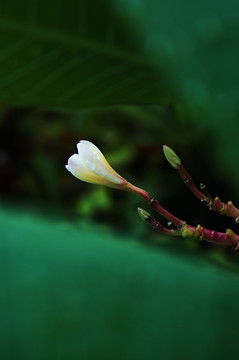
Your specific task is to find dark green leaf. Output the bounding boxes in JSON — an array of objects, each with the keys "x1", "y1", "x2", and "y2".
[{"x1": 0, "y1": 0, "x2": 170, "y2": 110}]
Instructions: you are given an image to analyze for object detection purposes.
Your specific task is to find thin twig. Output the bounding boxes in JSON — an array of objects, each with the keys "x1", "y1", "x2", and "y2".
[{"x1": 163, "y1": 145, "x2": 239, "y2": 223}]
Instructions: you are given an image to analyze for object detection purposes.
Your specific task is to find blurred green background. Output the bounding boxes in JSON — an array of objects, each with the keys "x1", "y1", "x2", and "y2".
[{"x1": 1, "y1": 1, "x2": 239, "y2": 359}]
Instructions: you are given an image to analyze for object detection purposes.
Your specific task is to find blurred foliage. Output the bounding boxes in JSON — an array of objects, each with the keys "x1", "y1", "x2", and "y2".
[
  {"x1": 1, "y1": 210, "x2": 239, "y2": 360},
  {"x1": 0, "y1": 0, "x2": 171, "y2": 109},
  {"x1": 1, "y1": 0, "x2": 239, "y2": 359}
]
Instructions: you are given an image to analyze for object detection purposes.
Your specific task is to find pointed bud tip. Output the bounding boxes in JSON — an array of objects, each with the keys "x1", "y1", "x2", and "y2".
[
  {"x1": 137, "y1": 208, "x2": 150, "y2": 221},
  {"x1": 163, "y1": 145, "x2": 181, "y2": 169}
]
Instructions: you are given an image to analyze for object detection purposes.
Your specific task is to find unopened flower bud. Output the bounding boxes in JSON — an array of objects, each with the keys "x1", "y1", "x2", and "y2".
[
  {"x1": 137, "y1": 208, "x2": 150, "y2": 221},
  {"x1": 163, "y1": 145, "x2": 181, "y2": 169},
  {"x1": 66, "y1": 140, "x2": 128, "y2": 189}
]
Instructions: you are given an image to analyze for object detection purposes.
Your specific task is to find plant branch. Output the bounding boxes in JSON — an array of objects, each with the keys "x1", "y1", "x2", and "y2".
[
  {"x1": 138, "y1": 208, "x2": 239, "y2": 250},
  {"x1": 163, "y1": 145, "x2": 239, "y2": 223},
  {"x1": 137, "y1": 208, "x2": 175, "y2": 236},
  {"x1": 127, "y1": 183, "x2": 184, "y2": 228}
]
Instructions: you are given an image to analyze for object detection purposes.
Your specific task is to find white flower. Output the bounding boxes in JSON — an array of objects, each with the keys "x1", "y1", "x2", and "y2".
[{"x1": 66, "y1": 140, "x2": 128, "y2": 188}]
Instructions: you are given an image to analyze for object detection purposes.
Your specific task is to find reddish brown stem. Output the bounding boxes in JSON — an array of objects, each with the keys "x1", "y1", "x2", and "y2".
[
  {"x1": 176, "y1": 165, "x2": 239, "y2": 222},
  {"x1": 128, "y1": 183, "x2": 184, "y2": 228},
  {"x1": 138, "y1": 208, "x2": 239, "y2": 249},
  {"x1": 209, "y1": 197, "x2": 239, "y2": 222},
  {"x1": 177, "y1": 164, "x2": 207, "y2": 201},
  {"x1": 137, "y1": 208, "x2": 174, "y2": 236},
  {"x1": 182, "y1": 224, "x2": 239, "y2": 249}
]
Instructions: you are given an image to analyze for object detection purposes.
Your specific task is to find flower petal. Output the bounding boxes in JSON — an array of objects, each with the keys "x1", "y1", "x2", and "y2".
[
  {"x1": 65, "y1": 153, "x2": 103, "y2": 184},
  {"x1": 78, "y1": 142, "x2": 124, "y2": 184},
  {"x1": 78, "y1": 140, "x2": 122, "y2": 177},
  {"x1": 66, "y1": 141, "x2": 129, "y2": 188},
  {"x1": 78, "y1": 140, "x2": 105, "y2": 159}
]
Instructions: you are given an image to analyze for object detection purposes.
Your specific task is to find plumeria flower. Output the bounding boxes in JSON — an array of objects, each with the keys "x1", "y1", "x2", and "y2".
[
  {"x1": 66, "y1": 140, "x2": 151, "y2": 201},
  {"x1": 65, "y1": 140, "x2": 129, "y2": 189},
  {"x1": 66, "y1": 141, "x2": 178, "y2": 222}
]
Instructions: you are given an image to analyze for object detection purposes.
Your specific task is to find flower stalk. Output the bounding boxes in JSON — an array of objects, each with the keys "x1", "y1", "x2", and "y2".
[{"x1": 127, "y1": 183, "x2": 184, "y2": 227}]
